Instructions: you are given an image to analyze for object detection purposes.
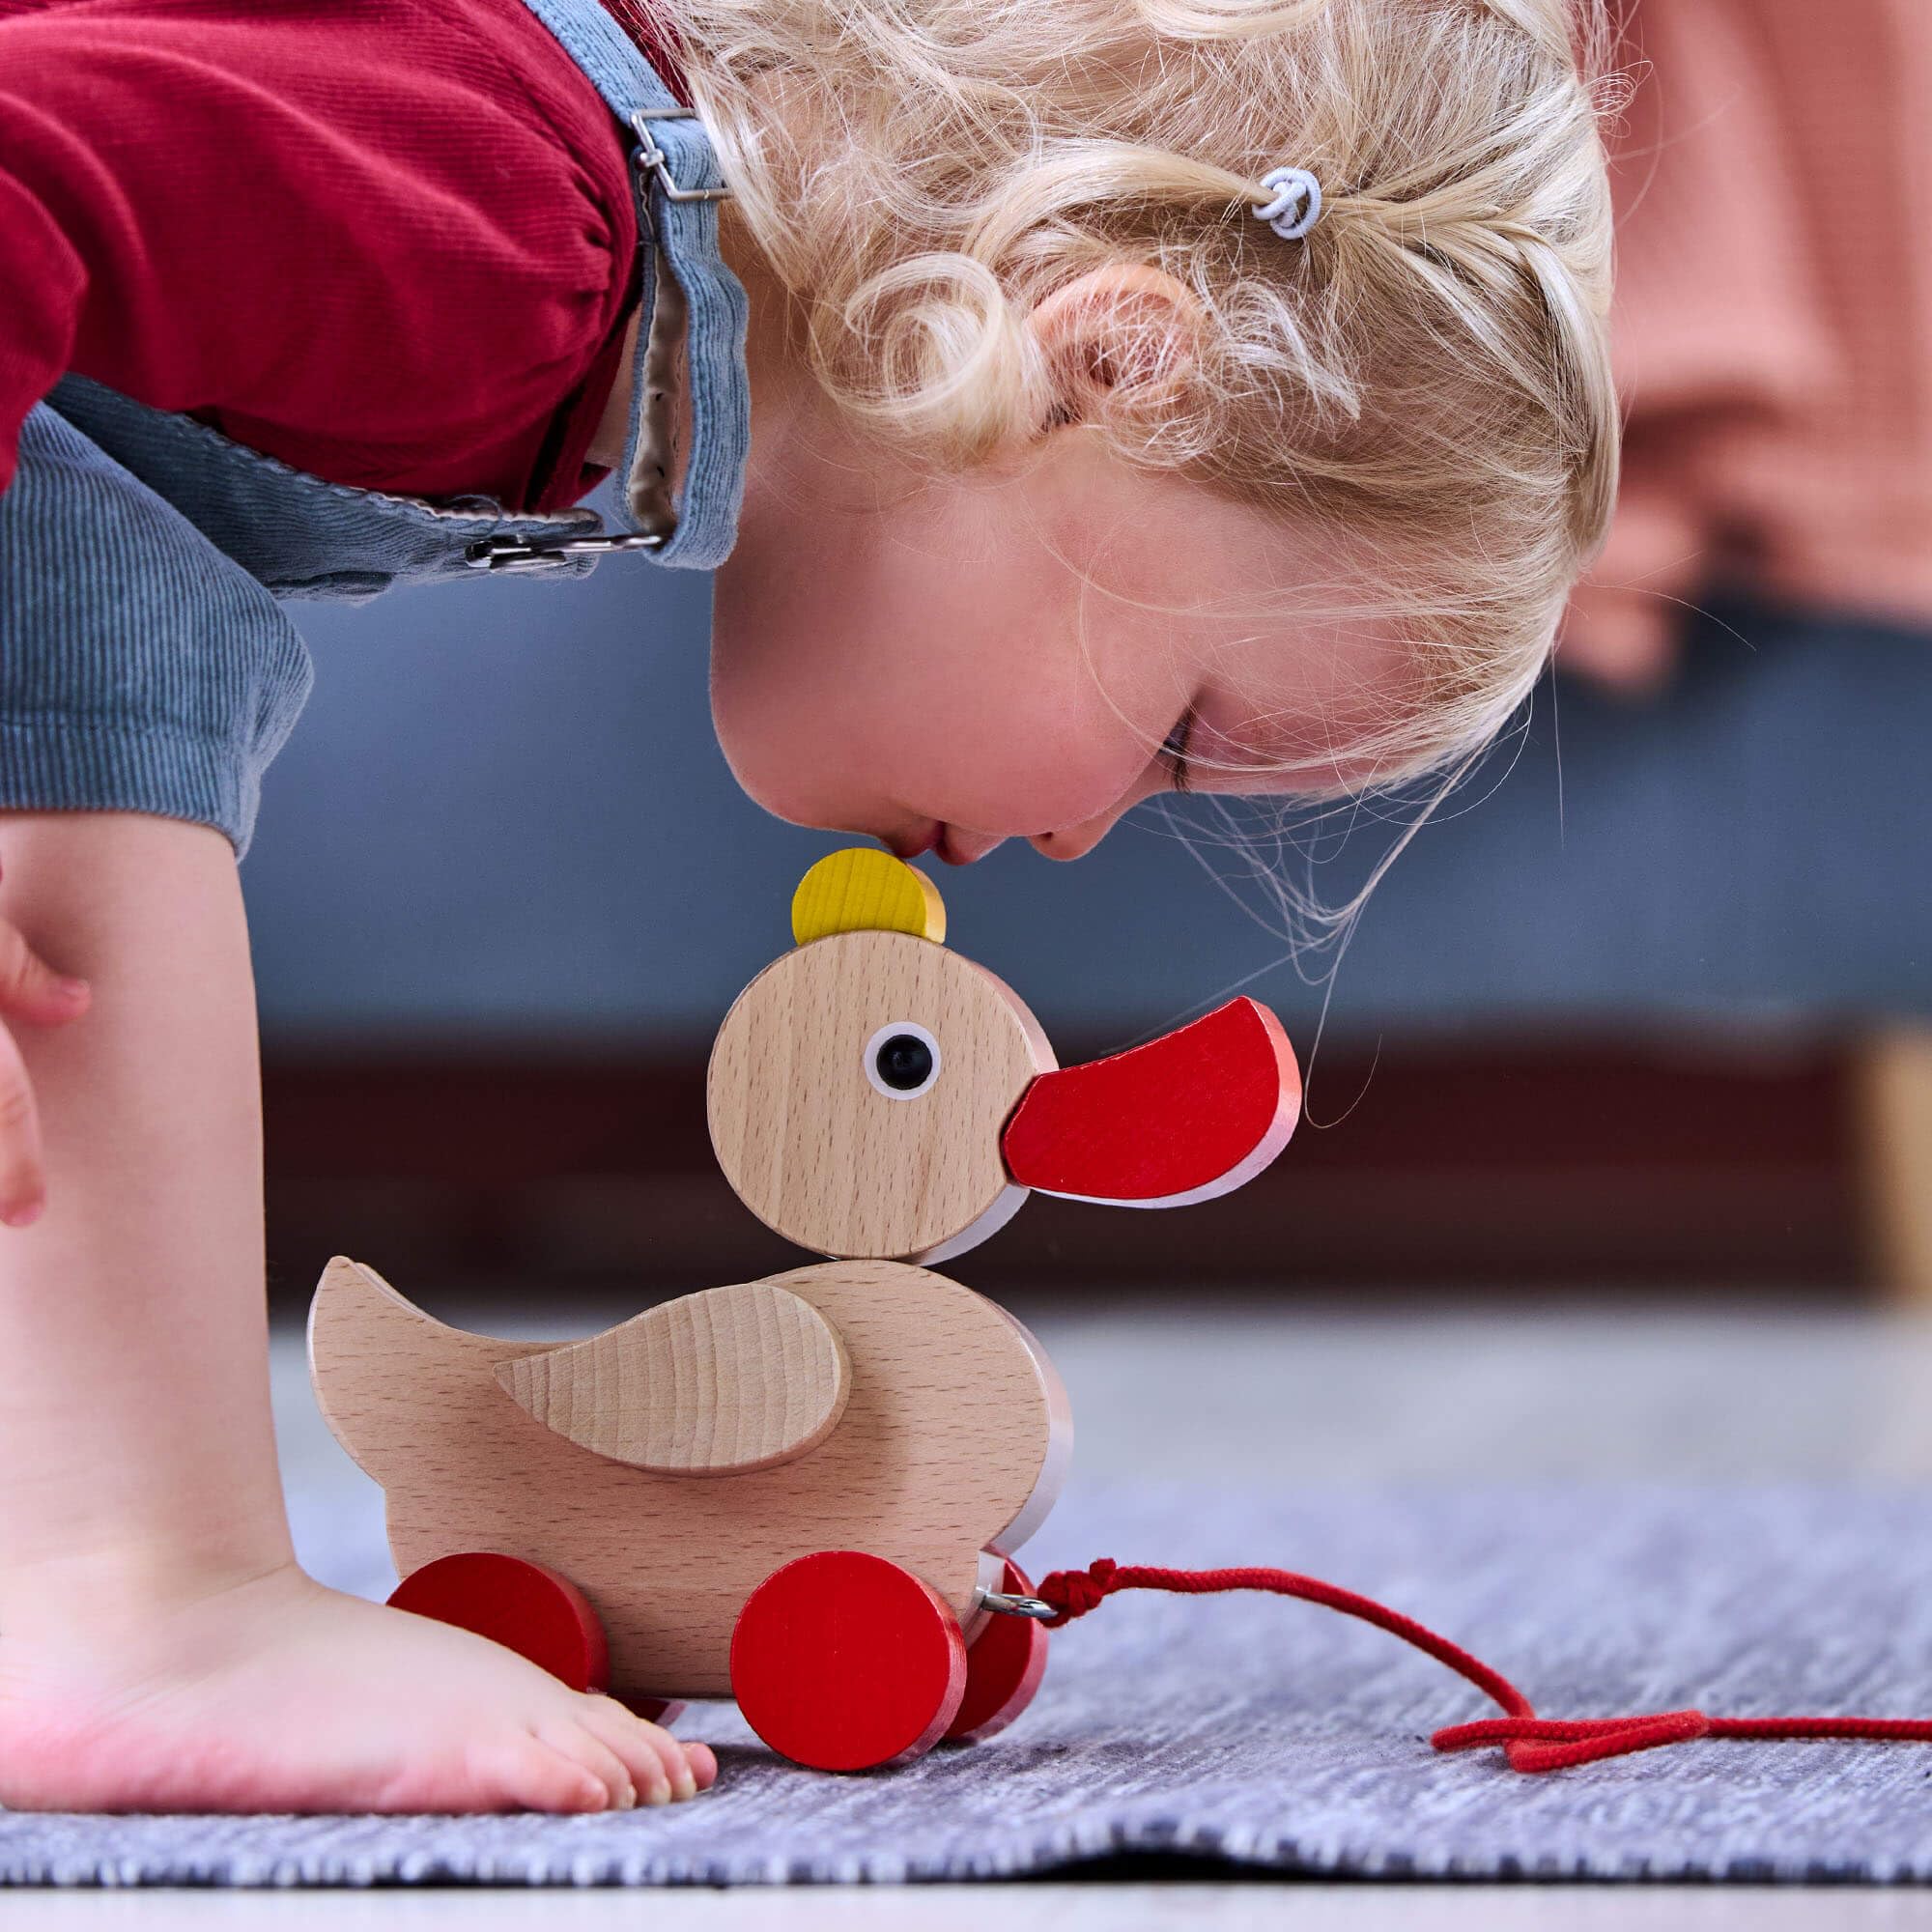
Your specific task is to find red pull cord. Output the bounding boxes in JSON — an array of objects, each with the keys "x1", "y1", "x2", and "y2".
[{"x1": 1033, "y1": 1558, "x2": 1932, "y2": 1774}]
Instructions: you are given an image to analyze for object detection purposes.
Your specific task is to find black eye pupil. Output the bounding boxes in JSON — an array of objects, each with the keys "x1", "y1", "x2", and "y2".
[{"x1": 875, "y1": 1034, "x2": 934, "y2": 1092}]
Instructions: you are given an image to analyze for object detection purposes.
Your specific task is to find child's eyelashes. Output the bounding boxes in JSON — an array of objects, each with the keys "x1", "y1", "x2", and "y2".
[{"x1": 1159, "y1": 707, "x2": 1197, "y2": 793}]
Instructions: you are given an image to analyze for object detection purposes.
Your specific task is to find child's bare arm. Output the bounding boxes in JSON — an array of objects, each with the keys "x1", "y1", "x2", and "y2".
[{"x1": 0, "y1": 861, "x2": 91, "y2": 1230}]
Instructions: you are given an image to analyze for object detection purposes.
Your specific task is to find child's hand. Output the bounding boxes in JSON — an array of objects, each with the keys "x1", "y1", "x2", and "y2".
[{"x1": 0, "y1": 868, "x2": 93, "y2": 1229}]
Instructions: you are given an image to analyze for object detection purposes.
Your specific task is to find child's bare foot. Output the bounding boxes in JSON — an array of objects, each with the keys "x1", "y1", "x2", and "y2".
[{"x1": 0, "y1": 1561, "x2": 719, "y2": 1813}]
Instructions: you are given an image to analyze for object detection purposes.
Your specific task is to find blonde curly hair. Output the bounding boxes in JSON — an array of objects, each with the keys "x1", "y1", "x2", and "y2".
[{"x1": 622, "y1": 0, "x2": 1619, "y2": 795}]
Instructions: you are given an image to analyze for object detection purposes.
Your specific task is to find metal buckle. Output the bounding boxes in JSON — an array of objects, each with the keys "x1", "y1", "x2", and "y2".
[
  {"x1": 464, "y1": 530, "x2": 665, "y2": 573},
  {"x1": 630, "y1": 106, "x2": 733, "y2": 206}
]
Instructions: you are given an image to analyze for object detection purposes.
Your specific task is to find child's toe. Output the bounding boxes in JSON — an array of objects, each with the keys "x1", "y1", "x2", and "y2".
[
  {"x1": 493, "y1": 1738, "x2": 610, "y2": 1814},
  {"x1": 580, "y1": 1697, "x2": 682, "y2": 1802},
  {"x1": 539, "y1": 1722, "x2": 636, "y2": 1809}
]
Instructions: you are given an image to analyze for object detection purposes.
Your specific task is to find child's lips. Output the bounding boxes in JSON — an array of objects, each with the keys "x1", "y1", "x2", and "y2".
[{"x1": 884, "y1": 821, "x2": 1007, "y2": 866}]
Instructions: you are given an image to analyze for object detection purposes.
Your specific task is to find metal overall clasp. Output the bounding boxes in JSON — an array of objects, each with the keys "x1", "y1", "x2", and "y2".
[
  {"x1": 463, "y1": 529, "x2": 665, "y2": 572},
  {"x1": 629, "y1": 105, "x2": 733, "y2": 209}
]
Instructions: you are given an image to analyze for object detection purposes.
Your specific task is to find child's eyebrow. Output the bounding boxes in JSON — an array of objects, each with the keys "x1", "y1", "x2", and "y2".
[
  {"x1": 1183, "y1": 708, "x2": 1292, "y2": 781},
  {"x1": 1184, "y1": 711, "x2": 1366, "y2": 795}
]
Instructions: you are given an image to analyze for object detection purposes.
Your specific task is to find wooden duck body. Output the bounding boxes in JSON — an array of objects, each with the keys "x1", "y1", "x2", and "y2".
[
  {"x1": 309, "y1": 1254, "x2": 1070, "y2": 1701},
  {"x1": 305, "y1": 850, "x2": 1298, "y2": 1767}
]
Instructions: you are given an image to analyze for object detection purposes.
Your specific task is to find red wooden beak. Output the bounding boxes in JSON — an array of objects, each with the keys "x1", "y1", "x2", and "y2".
[{"x1": 1000, "y1": 997, "x2": 1300, "y2": 1208}]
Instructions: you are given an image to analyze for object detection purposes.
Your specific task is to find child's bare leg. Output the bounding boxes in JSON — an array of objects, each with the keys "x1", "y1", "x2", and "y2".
[{"x1": 0, "y1": 812, "x2": 715, "y2": 1812}]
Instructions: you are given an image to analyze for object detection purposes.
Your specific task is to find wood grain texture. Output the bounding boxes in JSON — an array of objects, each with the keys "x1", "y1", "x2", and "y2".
[
  {"x1": 1857, "y1": 1025, "x2": 1932, "y2": 1305},
  {"x1": 706, "y1": 929, "x2": 1056, "y2": 1264},
  {"x1": 494, "y1": 1282, "x2": 849, "y2": 1475},
  {"x1": 308, "y1": 1254, "x2": 1070, "y2": 1701},
  {"x1": 790, "y1": 847, "x2": 946, "y2": 946}
]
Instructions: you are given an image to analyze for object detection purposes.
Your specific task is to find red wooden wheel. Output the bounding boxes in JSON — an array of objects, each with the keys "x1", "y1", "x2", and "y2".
[
  {"x1": 730, "y1": 1549, "x2": 967, "y2": 1771},
  {"x1": 945, "y1": 1556, "x2": 1050, "y2": 1744},
  {"x1": 388, "y1": 1551, "x2": 608, "y2": 1694}
]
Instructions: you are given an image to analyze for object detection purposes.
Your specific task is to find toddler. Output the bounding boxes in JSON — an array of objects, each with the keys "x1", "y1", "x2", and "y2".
[{"x1": 0, "y1": 0, "x2": 1616, "y2": 1811}]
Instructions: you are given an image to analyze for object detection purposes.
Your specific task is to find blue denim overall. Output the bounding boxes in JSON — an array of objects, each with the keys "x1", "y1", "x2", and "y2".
[{"x1": 0, "y1": 0, "x2": 749, "y2": 856}]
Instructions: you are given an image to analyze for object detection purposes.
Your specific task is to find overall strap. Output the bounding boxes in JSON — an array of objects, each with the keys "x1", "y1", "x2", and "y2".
[{"x1": 503, "y1": 0, "x2": 751, "y2": 572}]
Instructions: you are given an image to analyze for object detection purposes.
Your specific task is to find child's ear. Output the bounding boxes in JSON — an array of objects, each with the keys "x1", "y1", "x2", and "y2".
[{"x1": 1026, "y1": 265, "x2": 1203, "y2": 425}]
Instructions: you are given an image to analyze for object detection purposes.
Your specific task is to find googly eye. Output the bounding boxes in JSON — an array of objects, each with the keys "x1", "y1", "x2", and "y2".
[{"x1": 864, "y1": 1021, "x2": 941, "y2": 1100}]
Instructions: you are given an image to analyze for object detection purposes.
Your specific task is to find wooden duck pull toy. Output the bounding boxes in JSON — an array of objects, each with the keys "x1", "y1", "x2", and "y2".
[{"x1": 309, "y1": 846, "x2": 1300, "y2": 1772}]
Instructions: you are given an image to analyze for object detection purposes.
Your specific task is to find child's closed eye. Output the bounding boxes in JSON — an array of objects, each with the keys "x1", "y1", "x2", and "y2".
[{"x1": 1160, "y1": 707, "x2": 1196, "y2": 793}]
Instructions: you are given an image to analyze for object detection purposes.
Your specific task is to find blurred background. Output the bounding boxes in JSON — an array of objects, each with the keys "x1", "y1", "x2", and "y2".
[{"x1": 244, "y1": 0, "x2": 1932, "y2": 1318}]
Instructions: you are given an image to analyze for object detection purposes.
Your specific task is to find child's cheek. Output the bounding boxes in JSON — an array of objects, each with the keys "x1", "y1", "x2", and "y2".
[{"x1": 890, "y1": 702, "x2": 1155, "y2": 838}]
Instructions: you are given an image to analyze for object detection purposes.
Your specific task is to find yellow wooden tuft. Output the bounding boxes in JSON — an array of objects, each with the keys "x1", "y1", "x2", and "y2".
[{"x1": 790, "y1": 847, "x2": 946, "y2": 947}]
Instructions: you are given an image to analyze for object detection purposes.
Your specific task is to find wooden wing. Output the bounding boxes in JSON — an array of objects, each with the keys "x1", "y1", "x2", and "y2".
[{"x1": 493, "y1": 1282, "x2": 850, "y2": 1476}]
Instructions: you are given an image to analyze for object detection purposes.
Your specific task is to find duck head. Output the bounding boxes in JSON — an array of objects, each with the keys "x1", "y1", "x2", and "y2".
[{"x1": 706, "y1": 849, "x2": 1301, "y2": 1265}]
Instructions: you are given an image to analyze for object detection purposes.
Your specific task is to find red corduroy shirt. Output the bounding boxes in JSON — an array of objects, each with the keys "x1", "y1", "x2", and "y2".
[{"x1": 0, "y1": 0, "x2": 686, "y2": 513}]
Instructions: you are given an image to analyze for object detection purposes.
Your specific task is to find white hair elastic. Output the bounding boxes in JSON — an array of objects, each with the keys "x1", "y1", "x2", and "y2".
[{"x1": 1254, "y1": 165, "x2": 1322, "y2": 242}]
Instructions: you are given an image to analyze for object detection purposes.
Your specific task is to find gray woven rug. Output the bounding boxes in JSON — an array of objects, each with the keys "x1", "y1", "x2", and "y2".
[{"x1": 6, "y1": 1480, "x2": 1932, "y2": 1887}]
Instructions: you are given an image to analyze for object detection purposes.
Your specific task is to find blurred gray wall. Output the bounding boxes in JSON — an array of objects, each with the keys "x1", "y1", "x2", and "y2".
[{"x1": 242, "y1": 556, "x2": 1932, "y2": 1053}]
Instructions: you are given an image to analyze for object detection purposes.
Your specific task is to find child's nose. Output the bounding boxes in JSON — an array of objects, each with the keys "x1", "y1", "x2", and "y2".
[{"x1": 1029, "y1": 804, "x2": 1132, "y2": 863}]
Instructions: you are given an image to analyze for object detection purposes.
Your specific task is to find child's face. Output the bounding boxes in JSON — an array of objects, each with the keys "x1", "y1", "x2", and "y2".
[{"x1": 709, "y1": 309, "x2": 1417, "y2": 867}]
